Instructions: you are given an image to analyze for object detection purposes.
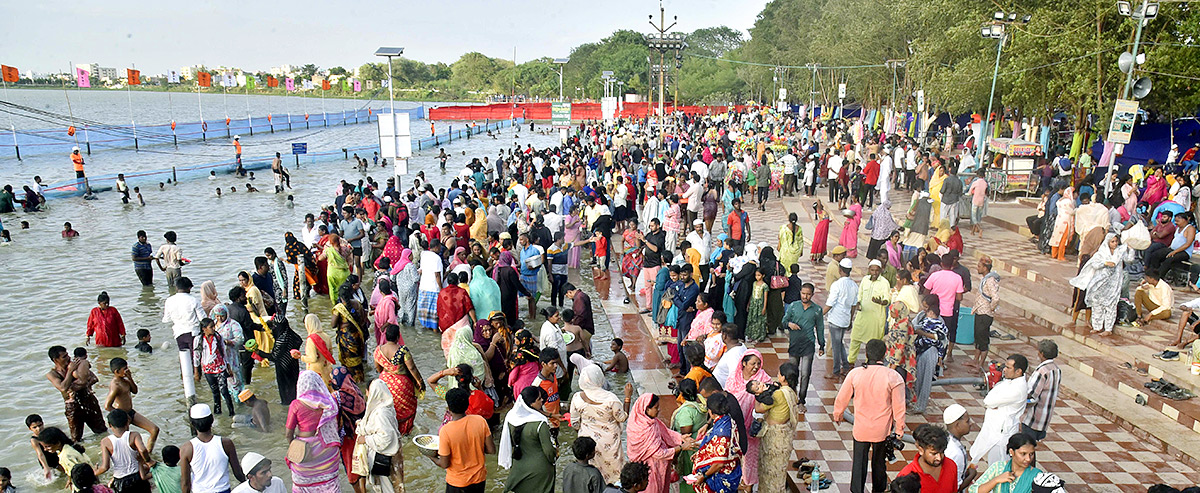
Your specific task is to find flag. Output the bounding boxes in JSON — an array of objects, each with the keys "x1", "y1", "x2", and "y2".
[
  {"x1": 353, "y1": 80, "x2": 361, "y2": 92},
  {"x1": 1, "y1": 65, "x2": 18, "y2": 83},
  {"x1": 197, "y1": 71, "x2": 211, "y2": 87},
  {"x1": 167, "y1": 70, "x2": 180, "y2": 84},
  {"x1": 67, "y1": 126, "x2": 76, "y2": 136},
  {"x1": 267, "y1": 76, "x2": 278, "y2": 88},
  {"x1": 342, "y1": 79, "x2": 350, "y2": 92},
  {"x1": 245, "y1": 76, "x2": 255, "y2": 89},
  {"x1": 222, "y1": 72, "x2": 235, "y2": 88},
  {"x1": 321, "y1": 79, "x2": 330, "y2": 91},
  {"x1": 303, "y1": 79, "x2": 313, "y2": 90},
  {"x1": 126, "y1": 69, "x2": 140, "y2": 85},
  {"x1": 76, "y1": 67, "x2": 91, "y2": 88},
  {"x1": 285, "y1": 77, "x2": 295, "y2": 92}
]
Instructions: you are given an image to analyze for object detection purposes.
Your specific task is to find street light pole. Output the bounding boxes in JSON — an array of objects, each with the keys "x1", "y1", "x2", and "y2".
[
  {"x1": 553, "y1": 58, "x2": 569, "y2": 101},
  {"x1": 977, "y1": 35, "x2": 1004, "y2": 167},
  {"x1": 374, "y1": 47, "x2": 405, "y2": 117}
]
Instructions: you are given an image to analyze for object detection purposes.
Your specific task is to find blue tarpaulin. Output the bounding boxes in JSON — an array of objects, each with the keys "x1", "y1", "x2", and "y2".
[{"x1": 1091, "y1": 118, "x2": 1200, "y2": 171}]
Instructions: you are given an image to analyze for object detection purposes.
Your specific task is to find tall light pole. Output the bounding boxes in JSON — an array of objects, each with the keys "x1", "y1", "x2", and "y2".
[
  {"x1": 553, "y1": 58, "x2": 569, "y2": 101},
  {"x1": 647, "y1": 1, "x2": 684, "y2": 118},
  {"x1": 374, "y1": 47, "x2": 405, "y2": 116},
  {"x1": 1105, "y1": 0, "x2": 1159, "y2": 196},
  {"x1": 976, "y1": 12, "x2": 1030, "y2": 168}
]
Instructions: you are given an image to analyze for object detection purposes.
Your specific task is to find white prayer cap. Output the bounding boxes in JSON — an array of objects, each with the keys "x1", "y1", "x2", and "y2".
[
  {"x1": 189, "y1": 403, "x2": 212, "y2": 419},
  {"x1": 943, "y1": 404, "x2": 967, "y2": 424},
  {"x1": 839, "y1": 258, "x2": 853, "y2": 269}
]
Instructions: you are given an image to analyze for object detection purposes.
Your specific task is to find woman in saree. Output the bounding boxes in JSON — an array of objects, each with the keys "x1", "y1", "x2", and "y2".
[
  {"x1": 507, "y1": 328, "x2": 541, "y2": 399},
  {"x1": 470, "y1": 205, "x2": 489, "y2": 244},
  {"x1": 468, "y1": 265, "x2": 502, "y2": 322},
  {"x1": 493, "y1": 251, "x2": 531, "y2": 327},
  {"x1": 332, "y1": 282, "x2": 369, "y2": 382},
  {"x1": 723, "y1": 350, "x2": 772, "y2": 487},
  {"x1": 626, "y1": 393, "x2": 695, "y2": 493},
  {"x1": 374, "y1": 324, "x2": 424, "y2": 434},
  {"x1": 928, "y1": 219, "x2": 954, "y2": 256},
  {"x1": 285, "y1": 232, "x2": 309, "y2": 301},
  {"x1": 200, "y1": 280, "x2": 222, "y2": 314},
  {"x1": 968, "y1": 434, "x2": 1042, "y2": 493},
  {"x1": 1048, "y1": 187, "x2": 1076, "y2": 261},
  {"x1": 286, "y1": 370, "x2": 342, "y2": 493},
  {"x1": 473, "y1": 317, "x2": 510, "y2": 406},
  {"x1": 564, "y1": 205, "x2": 583, "y2": 268},
  {"x1": 753, "y1": 363, "x2": 800, "y2": 493},
  {"x1": 621, "y1": 219, "x2": 644, "y2": 303},
  {"x1": 446, "y1": 320, "x2": 495, "y2": 400},
  {"x1": 883, "y1": 301, "x2": 917, "y2": 396},
  {"x1": 354, "y1": 379, "x2": 405, "y2": 493},
  {"x1": 448, "y1": 246, "x2": 471, "y2": 280},
  {"x1": 312, "y1": 228, "x2": 332, "y2": 298},
  {"x1": 331, "y1": 366, "x2": 366, "y2": 491},
  {"x1": 1070, "y1": 233, "x2": 1133, "y2": 335},
  {"x1": 777, "y1": 212, "x2": 804, "y2": 270},
  {"x1": 393, "y1": 249, "x2": 420, "y2": 326},
  {"x1": 318, "y1": 233, "x2": 351, "y2": 305},
  {"x1": 300, "y1": 313, "x2": 335, "y2": 385},
  {"x1": 838, "y1": 196, "x2": 863, "y2": 258},
  {"x1": 687, "y1": 397, "x2": 742, "y2": 493},
  {"x1": 374, "y1": 230, "x2": 404, "y2": 271},
  {"x1": 569, "y1": 364, "x2": 632, "y2": 481},
  {"x1": 671, "y1": 379, "x2": 708, "y2": 493},
  {"x1": 929, "y1": 164, "x2": 948, "y2": 221},
  {"x1": 884, "y1": 230, "x2": 904, "y2": 269},
  {"x1": 372, "y1": 278, "x2": 399, "y2": 345},
  {"x1": 210, "y1": 304, "x2": 245, "y2": 395}
]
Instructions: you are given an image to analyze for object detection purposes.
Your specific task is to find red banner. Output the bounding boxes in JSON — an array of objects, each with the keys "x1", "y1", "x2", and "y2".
[
  {"x1": 267, "y1": 76, "x2": 278, "y2": 88},
  {"x1": 126, "y1": 69, "x2": 140, "y2": 85},
  {"x1": 321, "y1": 80, "x2": 330, "y2": 91},
  {"x1": 0, "y1": 65, "x2": 17, "y2": 83},
  {"x1": 197, "y1": 72, "x2": 211, "y2": 87}
]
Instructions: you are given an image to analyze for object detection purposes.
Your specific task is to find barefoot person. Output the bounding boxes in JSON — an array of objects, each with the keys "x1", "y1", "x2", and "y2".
[
  {"x1": 162, "y1": 277, "x2": 206, "y2": 403},
  {"x1": 95, "y1": 409, "x2": 151, "y2": 492},
  {"x1": 104, "y1": 357, "x2": 161, "y2": 453},
  {"x1": 46, "y1": 345, "x2": 106, "y2": 443}
]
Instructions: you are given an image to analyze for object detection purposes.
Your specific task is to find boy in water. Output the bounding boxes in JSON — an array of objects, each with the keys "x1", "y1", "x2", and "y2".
[
  {"x1": 604, "y1": 338, "x2": 629, "y2": 373},
  {"x1": 134, "y1": 329, "x2": 153, "y2": 354},
  {"x1": 236, "y1": 390, "x2": 272, "y2": 432},
  {"x1": 0, "y1": 467, "x2": 12, "y2": 493},
  {"x1": 150, "y1": 446, "x2": 182, "y2": 493},
  {"x1": 96, "y1": 409, "x2": 151, "y2": 491},
  {"x1": 104, "y1": 358, "x2": 160, "y2": 452},
  {"x1": 562, "y1": 436, "x2": 605, "y2": 493},
  {"x1": 27, "y1": 414, "x2": 59, "y2": 479}
]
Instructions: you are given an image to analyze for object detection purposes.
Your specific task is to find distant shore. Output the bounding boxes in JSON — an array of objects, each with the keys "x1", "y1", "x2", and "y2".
[{"x1": 2, "y1": 84, "x2": 487, "y2": 103}]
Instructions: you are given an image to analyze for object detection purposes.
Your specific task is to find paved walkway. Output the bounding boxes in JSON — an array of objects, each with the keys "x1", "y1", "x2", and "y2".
[{"x1": 607, "y1": 187, "x2": 1200, "y2": 492}]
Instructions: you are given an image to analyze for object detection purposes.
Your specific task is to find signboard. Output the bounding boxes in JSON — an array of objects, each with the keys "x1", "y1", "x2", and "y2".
[
  {"x1": 838, "y1": 83, "x2": 846, "y2": 100},
  {"x1": 1107, "y1": 98, "x2": 1139, "y2": 145},
  {"x1": 917, "y1": 90, "x2": 925, "y2": 113},
  {"x1": 600, "y1": 97, "x2": 618, "y2": 122},
  {"x1": 378, "y1": 112, "x2": 412, "y2": 176},
  {"x1": 291, "y1": 142, "x2": 307, "y2": 155},
  {"x1": 778, "y1": 87, "x2": 787, "y2": 100},
  {"x1": 551, "y1": 102, "x2": 572, "y2": 128}
]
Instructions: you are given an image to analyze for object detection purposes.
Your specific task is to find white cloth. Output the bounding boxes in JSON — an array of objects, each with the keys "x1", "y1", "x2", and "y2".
[
  {"x1": 828, "y1": 155, "x2": 844, "y2": 180},
  {"x1": 418, "y1": 250, "x2": 444, "y2": 291},
  {"x1": 826, "y1": 277, "x2": 858, "y2": 327},
  {"x1": 946, "y1": 434, "x2": 969, "y2": 489},
  {"x1": 232, "y1": 477, "x2": 287, "y2": 493},
  {"x1": 577, "y1": 364, "x2": 618, "y2": 403},
  {"x1": 498, "y1": 398, "x2": 551, "y2": 469},
  {"x1": 712, "y1": 344, "x2": 748, "y2": 389},
  {"x1": 163, "y1": 293, "x2": 206, "y2": 338},
  {"x1": 970, "y1": 377, "x2": 1029, "y2": 465},
  {"x1": 1068, "y1": 234, "x2": 1129, "y2": 290},
  {"x1": 189, "y1": 435, "x2": 231, "y2": 493},
  {"x1": 300, "y1": 225, "x2": 320, "y2": 248},
  {"x1": 685, "y1": 230, "x2": 712, "y2": 266},
  {"x1": 540, "y1": 321, "x2": 566, "y2": 379}
]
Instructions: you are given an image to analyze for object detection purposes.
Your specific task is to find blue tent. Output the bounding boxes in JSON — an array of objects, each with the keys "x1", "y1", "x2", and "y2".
[{"x1": 1090, "y1": 118, "x2": 1200, "y2": 172}]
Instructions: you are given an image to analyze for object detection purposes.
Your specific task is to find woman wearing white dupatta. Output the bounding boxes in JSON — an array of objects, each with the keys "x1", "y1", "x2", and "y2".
[
  {"x1": 1069, "y1": 234, "x2": 1133, "y2": 334},
  {"x1": 353, "y1": 379, "x2": 404, "y2": 493},
  {"x1": 569, "y1": 365, "x2": 631, "y2": 481}
]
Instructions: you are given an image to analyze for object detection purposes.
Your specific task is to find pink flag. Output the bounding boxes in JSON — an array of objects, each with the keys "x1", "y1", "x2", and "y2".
[
  {"x1": 353, "y1": 80, "x2": 361, "y2": 92},
  {"x1": 285, "y1": 77, "x2": 295, "y2": 92},
  {"x1": 76, "y1": 67, "x2": 90, "y2": 88}
]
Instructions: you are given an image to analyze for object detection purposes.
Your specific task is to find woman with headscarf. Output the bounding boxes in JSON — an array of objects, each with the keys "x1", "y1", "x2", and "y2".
[
  {"x1": 373, "y1": 278, "x2": 399, "y2": 345},
  {"x1": 301, "y1": 314, "x2": 335, "y2": 385},
  {"x1": 493, "y1": 251, "x2": 531, "y2": 326},
  {"x1": 331, "y1": 366, "x2": 366, "y2": 490},
  {"x1": 200, "y1": 281, "x2": 222, "y2": 314},
  {"x1": 420, "y1": 213, "x2": 440, "y2": 245},
  {"x1": 319, "y1": 233, "x2": 352, "y2": 305},
  {"x1": 564, "y1": 205, "x2": 583, "y2": 268},
  {"x1": 448, "y1": 246, "x2": 470, "y2": 280},
  {"x1": 929, "y1": 219, "x2": 955, "y2": 256},
  {"x1": 353, "y1": 379, "x2": 405, "y2": 493},
  {"x1": 838, "y1": 196, "x2": 863, "y2": 258},
  {"x1": 672, "y1": 379, "x2": 707, "y2": 493},
  {"x1": 285, "y1": 232, "x2": 309, "y2": 301},
  {"x1": 286, "y1": 370, "x2": 342, "y2": 493},
  {"x1": 866, "y1": 200, "x2": 899, "y2": 260},
  {"x1": 447, "y1": 321, "x2": 493, "y2": 394},
  {"x1": 471, "y1": 205, "x2": 489, "y2": 244},
  {"x1": 474, "y1": 316, "x2": 510, "y2": 406},
  {"x1": 1048, "y1": 187, "x2": 1077, "y2": 261},
  {"x1": 507, "y1": 328, "x2": 541, "y2": 400},
  {"x1": 627, "y1": 393, "x2": 695, "y2": 493},
  {"x1": 332, "y1": 282, "x2": 369, "y2": 382},
  {"x1": 777, "y1": 213, "x2": 804, "y2": 270},
  {"x1": 210, "y1": 304, "x2": 245, "y2": 395},
  {"x1": 1070, "y1": 233, "x2": 1134, "y2": 334},
  {"x1": 374, "y1": 231, "x2": 404, "y2": 272},
  {"x1": 393, "y1": 250, "x2": 420, "y2": 326},
  {"x1": 437, "y1": 271, "x2": 475, "y2": 334},
  {"x1": 883, "y1": 301, "x2": 917, "y2": 395},
  {"x1": 687, "y1": 396, "x2": 742, "y2": 493},
  {"x1": 374, "y1": 324, "x2": 424, "y2": 434},
  {"x1": 500, "y1": 386, "x2": 556, "y2": 493},
  {"x1": 724, "y1": 350, "x2": 772, "y2": 487},
  {"x1": 754, "y1": 363, "x2": 801, "y2": 493},
  {"x1": 884, "y1": 230, "x2": 904, "y2": 269},
  {"x1": 929, "y1": 165, "x2": 948, "y2": 220},
  {"x1": 759, "y1": 246, "x2": 786, "y2": 335},
  {"x1": 569, "y1": 365, "x2": 631, "y2": 481},
  {"x1": 730, "y1": 244, "x2": 759, "y2": 338},
  {"x1": 468, "y1": 265, "x2": 502, "y2": 320},
  {"x1": 253, "y1": 318, "x2": 303, "y2": 405}
]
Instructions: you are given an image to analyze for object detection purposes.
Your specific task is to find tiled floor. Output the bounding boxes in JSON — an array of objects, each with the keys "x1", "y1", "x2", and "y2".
[{"x1": 609, "y1": 189, "x2": 1200, "y2": 492}]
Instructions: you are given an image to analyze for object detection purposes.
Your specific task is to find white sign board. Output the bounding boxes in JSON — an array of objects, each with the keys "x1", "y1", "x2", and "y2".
[
  {"x1": 777, "y1": 100, "x2": 789, "y2": 113},
  {"x1": 378, "y1": 112, "x2": 412, "y2": 176},
  {"x1": 1107, "y1": 99, "x2": 1139, "y2": 145},
  {"x1": 838, "y1": 83, "x2": 846, "y2": 100},
  {"x1": 917, "y1": 90, "x2": 926, "y2": 113},
  {"x1": 778, "y1": 87, "x2": 787, "y2": 101},
  {"x1": 601, "y1": 97, "x2": 619, "y2": 122}
]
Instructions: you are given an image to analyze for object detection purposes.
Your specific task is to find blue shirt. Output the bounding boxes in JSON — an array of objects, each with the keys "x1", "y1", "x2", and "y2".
[{"x1": 132, "y1": 241, "x2": 154, "y2": 270}]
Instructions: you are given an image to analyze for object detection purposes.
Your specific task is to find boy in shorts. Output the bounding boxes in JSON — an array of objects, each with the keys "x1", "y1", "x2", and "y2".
[{"x1": 104, "y1": 357, "x2": 160, "y2": 452}]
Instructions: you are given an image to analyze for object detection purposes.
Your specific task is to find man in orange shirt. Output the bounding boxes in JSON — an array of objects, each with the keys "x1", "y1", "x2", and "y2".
[
  {"x1": 71, "y1": 147, "x2": 86, "y2": 179},
  {"x1": 833, "y1": 339, "x2": 906, "y2": 493},
  {"x1": 435, "y1": 388, "x2": 495, "y2": 493},
  {"x1": 233, "y1": 136, "x2": 242, "y2": 165}
]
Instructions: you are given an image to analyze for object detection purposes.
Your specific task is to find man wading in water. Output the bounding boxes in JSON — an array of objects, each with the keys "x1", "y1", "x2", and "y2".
[{"x1": 46, "y1": 345, "x2": 106, "y2": 442}]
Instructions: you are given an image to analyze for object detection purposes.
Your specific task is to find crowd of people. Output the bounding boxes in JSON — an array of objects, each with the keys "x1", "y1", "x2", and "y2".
[{"x1": 25, "y1": 108, "x2": 1087, "y2": 493}]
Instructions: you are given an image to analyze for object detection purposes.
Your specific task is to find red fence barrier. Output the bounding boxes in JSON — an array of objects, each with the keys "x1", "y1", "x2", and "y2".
[{"x1": 427, "y1": 102, "x2": 756, "y2": 121}]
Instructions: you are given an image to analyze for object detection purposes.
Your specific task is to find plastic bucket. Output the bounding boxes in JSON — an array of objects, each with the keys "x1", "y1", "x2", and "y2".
[{"x1": 955, "y1": 306, "x2": 975, "y2": 345}]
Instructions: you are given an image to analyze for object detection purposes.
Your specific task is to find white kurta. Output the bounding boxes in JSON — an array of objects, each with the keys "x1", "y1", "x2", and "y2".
[{"x1": 970, "y1": 377, "x2": 1029, "y2": 466}]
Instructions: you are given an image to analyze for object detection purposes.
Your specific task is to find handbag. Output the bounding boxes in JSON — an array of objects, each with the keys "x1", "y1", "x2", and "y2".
[
  {"x1": 370, "y1": 452, "x2": 393, "y2": 476},
  {"x1": 770, "y1": 261, "x2": 789, "y2": 289}
]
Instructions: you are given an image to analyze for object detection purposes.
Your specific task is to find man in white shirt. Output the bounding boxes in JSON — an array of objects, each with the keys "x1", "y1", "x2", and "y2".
[
  {"x1": 905, "y1": 145, "x2": 919, "y2": 191},
  {"x1": 893, "y1": 144, "x2": 906, "y2": 191},
  {"x1": 162, "y1": 276, "x2": 206, "y2": 402},
  {"x1": 943, "y1": 404, "x2": 978, "y2": 490},
  {"x1": 828, "y1": 150, "x2": 845, "y2": 203},
  {"x1": 971, "y1": 354, "x2": 1029, "y2": 466},
  {"x1": 300, "y1": 214, "x2": 320, "y2": 248},
  {"x1": 684, "y1": 174, "x2": 704, "y2": 225},
  {"x1": 824, "y1": 258, "x2": 858, "y2": 377},
  {"x1": 690, "y1": 156, "x2": 710, "y2": 183},
  {"x1": 544, "y1": 205, "x2": 564, "y2": 238},
  {"x1": 233, "y1": 453, "x2": 286, "y2": 493},
  {"x1": 685, "y1": 219, "x2": 712, "y2": 284},
  {"x1": 781, "y1": 152, "x2": 800, "y2": 196}
]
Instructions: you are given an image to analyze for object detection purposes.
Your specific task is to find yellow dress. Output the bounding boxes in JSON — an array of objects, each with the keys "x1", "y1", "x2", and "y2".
[{"x1": 929, "y1": 168, "x2": 947, "y2": 221}]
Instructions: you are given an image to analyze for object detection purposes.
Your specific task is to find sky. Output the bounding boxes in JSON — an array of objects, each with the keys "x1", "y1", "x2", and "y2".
[{"x1": 2, "y1": 0, "x2": 769, "y2": 75}]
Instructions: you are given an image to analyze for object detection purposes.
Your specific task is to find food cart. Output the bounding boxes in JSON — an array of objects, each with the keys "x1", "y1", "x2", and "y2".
[{"x1": 986, "y1": 137, "x2": 1044, "y2": 195}]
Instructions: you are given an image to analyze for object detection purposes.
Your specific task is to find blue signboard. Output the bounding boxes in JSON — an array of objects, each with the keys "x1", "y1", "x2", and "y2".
[{"x1": 291, "y1": 142, "x2": 307, "y2": 155}]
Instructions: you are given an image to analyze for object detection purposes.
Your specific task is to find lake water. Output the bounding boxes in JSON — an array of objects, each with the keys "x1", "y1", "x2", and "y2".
[{"x1": 0, "y1": 92, "x2": 624, "y2": 492}]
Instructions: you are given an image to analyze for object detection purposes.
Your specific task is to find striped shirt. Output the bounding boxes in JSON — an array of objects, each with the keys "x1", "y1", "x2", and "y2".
[{"x1": 1021, "y1": 359, "x2": 1061, "y2": 432}]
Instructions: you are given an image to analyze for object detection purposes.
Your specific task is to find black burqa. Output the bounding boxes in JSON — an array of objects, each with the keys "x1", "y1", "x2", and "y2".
[{"x1": 732, "y1": 262, "x2": 758, "y2": 340}]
